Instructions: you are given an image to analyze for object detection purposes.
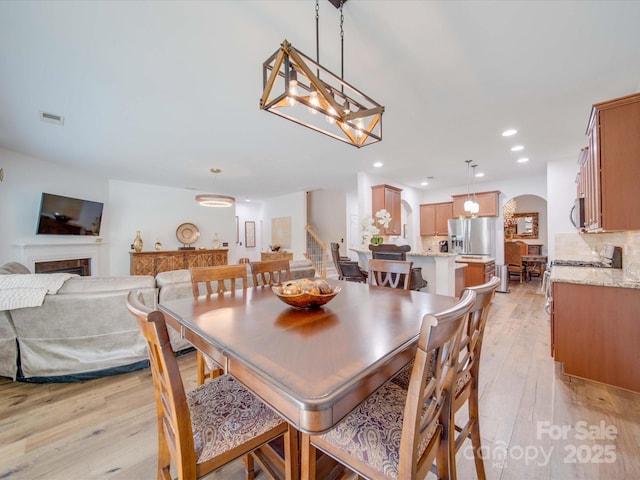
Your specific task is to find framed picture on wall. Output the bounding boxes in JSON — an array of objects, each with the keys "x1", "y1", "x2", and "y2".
[
  {"x1": 245, "y1": 221, "x2": 256, "y2": 248},
  {"x1": 235, "y1": 216, "x2": 239, "y2": 244}
]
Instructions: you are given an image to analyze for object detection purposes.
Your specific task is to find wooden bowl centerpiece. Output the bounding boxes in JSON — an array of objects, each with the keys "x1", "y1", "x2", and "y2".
[{"x1": 272, "y1": 279, "x2": 340, "y2": 310}]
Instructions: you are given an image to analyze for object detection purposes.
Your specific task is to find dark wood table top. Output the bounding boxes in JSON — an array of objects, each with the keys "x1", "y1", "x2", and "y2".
[{"x1": 159, "y1": 279, "x2": 458, "y2": 433}]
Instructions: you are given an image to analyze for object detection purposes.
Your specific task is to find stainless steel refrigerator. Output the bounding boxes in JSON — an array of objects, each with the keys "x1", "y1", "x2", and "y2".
[{"x1": 448, "y1": 217, "x2": 496, "y2": 257}]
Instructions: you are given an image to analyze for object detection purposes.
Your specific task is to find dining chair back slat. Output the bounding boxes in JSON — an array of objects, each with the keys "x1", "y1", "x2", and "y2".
[
  {"x1": 189, "y1": 265, "x2": 248, "y2": 386},
  {"x1": 250, "y1": 260, "x2": 291, "y2": 287},
  {"x1": 367, "y1": 258, "x2": 413, "y2": 290}
]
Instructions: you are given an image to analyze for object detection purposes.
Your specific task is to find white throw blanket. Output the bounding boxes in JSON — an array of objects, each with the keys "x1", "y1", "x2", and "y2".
[{"x1": 0, "y1": 273, "x2": 77, "y2": 310}]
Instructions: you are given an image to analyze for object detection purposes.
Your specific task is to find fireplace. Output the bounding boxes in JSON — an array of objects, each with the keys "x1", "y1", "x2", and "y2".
[
  {"x1": 19, "y1": 242, "x2": 104, "y2": 276},
  {"x1": 35, "y1": 258, "x2": 91, "y2": 276}
]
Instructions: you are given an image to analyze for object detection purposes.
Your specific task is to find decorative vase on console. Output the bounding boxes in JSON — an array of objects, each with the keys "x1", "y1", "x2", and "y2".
[
  {"x1": 133, "y1": 231, "x2": 144, "y2": 253},
  {"x1": 370, "y1": 235, "x2": 384, "y2": 245}
]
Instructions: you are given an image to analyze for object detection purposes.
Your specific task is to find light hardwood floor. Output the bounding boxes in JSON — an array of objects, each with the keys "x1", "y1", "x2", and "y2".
[{"x1": 1, "y1": 280, "x2": 639, "y2": 479}]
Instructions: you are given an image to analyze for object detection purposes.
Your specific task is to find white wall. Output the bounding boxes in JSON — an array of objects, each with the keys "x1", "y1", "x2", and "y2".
[
  {"x1": 235, "y1": 201, "x2": 265, "y2": 262},
  {"x1": 261, "y1": 191, "x2": 308, "y2": 260},
  {"x1": 547, "y1": 155, "x2": 580, "y2": 259},
  {"x1": 0, "y1": 148, "x2": 110, "y2": 271},
  {"x1": 0, "y1": 148, "x2": 309, "y2": 275},
  {"x1": 108, "y1": 179, "x2": 239, "y2": 276},
  {"x1": 307, "y1": 189, "x2": 347, "y2": 248}
]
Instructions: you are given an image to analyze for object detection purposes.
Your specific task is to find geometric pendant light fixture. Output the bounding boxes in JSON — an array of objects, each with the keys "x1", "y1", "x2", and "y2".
[
  {"x1": 260, "y1": 0, "x2": 384, "y2": 148},
  {"x1": 195, "y1": 168, "x2": 235, "y2": 207}
]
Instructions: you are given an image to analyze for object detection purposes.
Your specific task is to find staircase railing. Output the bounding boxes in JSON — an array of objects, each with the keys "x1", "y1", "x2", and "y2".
[{"x1": 304, "y1": 225, "x2": 327, "y2": 278}]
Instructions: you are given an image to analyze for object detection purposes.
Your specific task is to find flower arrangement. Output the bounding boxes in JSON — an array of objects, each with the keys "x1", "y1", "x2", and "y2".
[
  {"x1": 360, "y1": 209, "x2": 392, "y2": 245},
  {"x1": 375, "y1": 209, "x2": 392, "y2": 230}
]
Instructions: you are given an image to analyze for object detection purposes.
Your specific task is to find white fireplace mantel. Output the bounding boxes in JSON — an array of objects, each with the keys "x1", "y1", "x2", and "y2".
[{"x1": 17, "y1": 241, "x2": 107, "y2": 276}]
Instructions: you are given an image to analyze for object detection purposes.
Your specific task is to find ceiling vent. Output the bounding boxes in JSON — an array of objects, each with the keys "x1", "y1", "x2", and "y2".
[{"x1": 39, "y1": 111, "x2": 64, "y2": 125}]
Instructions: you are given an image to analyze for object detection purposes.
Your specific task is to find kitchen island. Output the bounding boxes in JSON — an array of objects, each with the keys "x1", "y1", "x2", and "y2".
[
  {"x1": 351, "y1": 248, "x2": 462, "y2": 296},
  {"x1": 550, "y1": 265, "x2": 640, "y2": 393}
]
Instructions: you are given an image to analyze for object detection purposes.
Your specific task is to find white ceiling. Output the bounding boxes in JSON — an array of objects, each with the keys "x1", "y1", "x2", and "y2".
[{"x1": 1, "y1": 1, "x2": 639, "y2": 202}]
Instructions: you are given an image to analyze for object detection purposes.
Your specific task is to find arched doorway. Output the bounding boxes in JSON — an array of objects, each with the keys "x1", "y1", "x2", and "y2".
[{"x1": 503, "y1": 194, "x2": 548, "y2": 256}]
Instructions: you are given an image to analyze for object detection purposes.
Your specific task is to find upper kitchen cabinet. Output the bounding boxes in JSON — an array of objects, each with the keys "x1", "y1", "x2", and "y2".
[
  {"x1": 420, "y1": 202, "x2": 453, "y2": 236},
  {"x1": 451, "y1": 191, "x2": 500, "y2": 218},
  {"x1": 372, "y1": 184, "x2": 402, "y2": 235},
  {"x1": 583, "y1": 92, "x2": 640, "y2": 231}
]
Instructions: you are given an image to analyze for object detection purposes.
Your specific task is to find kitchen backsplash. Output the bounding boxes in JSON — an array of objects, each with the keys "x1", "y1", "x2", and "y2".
[{"x1": 555, "y1": 231, "x2": 640, "y2": 281}]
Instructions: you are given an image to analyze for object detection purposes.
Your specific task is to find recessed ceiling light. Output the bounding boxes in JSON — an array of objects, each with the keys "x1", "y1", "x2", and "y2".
[
  {"x1": 502, "y1": 129, "x2": 517, "y2": 137},
  {"x1": 511, "y1": 145, "x2": 524, "y2": 152},
  {"x1": 517, "y1": 157, "x2": 529, "y2": 163},
  {"x1": 475, "y1": 172, "x2": 485, "y2": 178},
  {"x1": 373, "y1": 162, "x2": 383, "y2": 168},
  {"x1": 420, "y1": 181, "x2": 429, "y2": 186}
]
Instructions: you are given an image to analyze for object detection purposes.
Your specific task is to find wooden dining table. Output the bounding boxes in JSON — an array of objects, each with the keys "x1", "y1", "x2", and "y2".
[{"x1": 158, "y1": 279, "x2": 458, "y2": 435}]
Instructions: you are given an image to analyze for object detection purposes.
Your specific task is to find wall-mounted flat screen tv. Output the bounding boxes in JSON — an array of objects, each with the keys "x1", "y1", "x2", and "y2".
[{"x1": 36, "y1": 192, "x2": 104, "y2": 236}]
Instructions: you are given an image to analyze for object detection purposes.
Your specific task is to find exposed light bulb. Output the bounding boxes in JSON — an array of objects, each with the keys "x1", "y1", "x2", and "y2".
[
  {"x1": 287, "y1": 66, "x2": 298, "y2": 106},
  {"x1": 287, "y1": 82, "x2": 299, "y2": 106},
  {"x1": 326, "y1": 105, "x2": 337, "y2": 124},
  {"x1": 355, "y1": 118, "x2": 364, "y2": 138},
  {"x1": 308, "y1": 90, "x2": 320, "y2": 114}
]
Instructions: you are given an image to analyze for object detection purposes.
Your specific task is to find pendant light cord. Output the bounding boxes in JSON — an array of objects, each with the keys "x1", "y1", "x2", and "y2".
[
  {"x1": 315, "y1": 0, "x2": 320, "y2": 72},
  {"x1": 340, "y1": 0, "x2": 345, "y2": 81}
]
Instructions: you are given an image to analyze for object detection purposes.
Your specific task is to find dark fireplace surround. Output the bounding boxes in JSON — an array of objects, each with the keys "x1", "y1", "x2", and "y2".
[{"x1": 35, "y1": 258, "x2": 91, "y2": 276}]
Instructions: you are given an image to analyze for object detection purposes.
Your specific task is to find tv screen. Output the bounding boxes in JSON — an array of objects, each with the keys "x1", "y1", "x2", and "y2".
[{"x1": 36, "y1": 192, "x2": 104, "y2": 236}]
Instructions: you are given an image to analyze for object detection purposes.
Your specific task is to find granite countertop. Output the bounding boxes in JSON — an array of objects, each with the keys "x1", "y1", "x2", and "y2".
[
  {"x1": 455, "y1": 255, "x2": 496, "y2": 264},
  {"x1": 350, "y1": 248, "x2": 456, "y2": 258},
  {"x1": 551, "y1": 265, "x2": 640, "y2": 289}
]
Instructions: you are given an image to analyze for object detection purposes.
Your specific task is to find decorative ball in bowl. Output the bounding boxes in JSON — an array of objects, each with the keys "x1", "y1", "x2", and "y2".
[{"x1": 272, "y1": 279, "x2": 341, "y2": 309}]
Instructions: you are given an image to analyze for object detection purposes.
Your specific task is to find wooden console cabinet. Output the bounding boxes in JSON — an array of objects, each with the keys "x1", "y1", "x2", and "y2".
[
  {"x1": 552, "y1": 281, "x2": 640, "y2": 392},
  {"x1": 130, "y1": 249, "x2": 228, "y2": 276},
  {"x1": 261, "y1": 252, "x2": 293, "y2": 262}
]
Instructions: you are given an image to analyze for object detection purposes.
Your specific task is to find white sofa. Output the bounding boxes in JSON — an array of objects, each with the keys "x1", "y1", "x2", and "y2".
[
  {"x1": 0, "y1": 259, "x2": 316, "y2": 382},
  {"x1": 0, "y1": 262, "x2": 163, "y2": 381}
]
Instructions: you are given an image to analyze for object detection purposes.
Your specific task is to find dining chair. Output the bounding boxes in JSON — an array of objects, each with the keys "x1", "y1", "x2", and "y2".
[
  {"x1": 300, "y1": 289, "x2": 476, "y2": 480},
  {"x1": 250, "y1": 260, "x2": 291, "y2": 287},
  {"x1": 126, "y1": 290, "x2": 299, "y2": 480},
  {"x1": 449, "y1": 276, "x2": 500, "y2": 480},
  {"x1": 369, "y1": 243, "x2": 426, "y2": 290},
  {"x1": 505, "y1": 241, "x2": 528, "y2": 283},
  {"x1": 190, "y1": 265, "x2": 248, "y2": 386},
  {"x1": 331, "y1": 242, "x2": 367, "y2": 283},
  {"x1": 389, "y1": 276, "x2": 500, "y2": 480},
  {"x1": 367, "y1": 258, "x2": 413, "y2": 290}
]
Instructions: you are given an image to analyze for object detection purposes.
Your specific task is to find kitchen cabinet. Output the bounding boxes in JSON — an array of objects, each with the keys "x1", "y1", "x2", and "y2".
[
  {"x1": 371, "y1": 184, "x2": 402, "y2": 236},
  {"x1": 552, "y1": 281, "x2": 640, "y2": 392},
  {"x1": 455, "y1": 258, "x2": 495, "y2": 287},
  {"x1": 582, "y1": 92, "x2": 640, "y2": 231},
  {"x1": 130, "y1": 249, "x2": 228, "y2": 276},
  {"x1": 419, "y1": 202, "x2": 453, "y2": 236},
  {"x1": 451, "y1": 190, "x2": 500, "y2": 218}
]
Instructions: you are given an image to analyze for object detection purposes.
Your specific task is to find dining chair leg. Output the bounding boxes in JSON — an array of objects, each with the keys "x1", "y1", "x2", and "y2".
[
  {"x1": 196, "y1": 351, "x2": 206, "y2": 385},
  {"x1": 469, "y1": 391, "x2": 487, "y2": 480},
  {"x1": 196, "y1": 350, "x2": 223, "y2": 386},
  {"x1": 243, "y1": 454, "x2": 256, "y2": 480},
  {"x1": 300, "y1": 433, "x2": 316, "y2": 480}
]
